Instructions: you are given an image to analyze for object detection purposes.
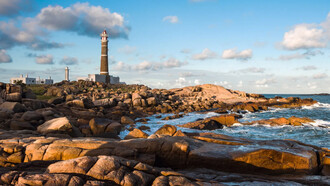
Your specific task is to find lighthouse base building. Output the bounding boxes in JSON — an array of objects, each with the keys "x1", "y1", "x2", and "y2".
[{"x1": 77, "y1": 74, "x2": 121, "y2": 84}]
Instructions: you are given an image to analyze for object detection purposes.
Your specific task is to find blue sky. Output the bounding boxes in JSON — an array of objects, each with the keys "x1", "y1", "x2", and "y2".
[{"x1": 0, "y1": 0, "x2": 330, "y2": 93}]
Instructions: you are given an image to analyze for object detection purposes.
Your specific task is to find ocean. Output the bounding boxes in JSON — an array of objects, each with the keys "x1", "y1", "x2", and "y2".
[{"x1": 119, "y1": 94, "x2": 330, "y2": 149}]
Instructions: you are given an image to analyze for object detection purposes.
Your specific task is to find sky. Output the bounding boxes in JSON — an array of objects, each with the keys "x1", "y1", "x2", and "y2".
[{"x1": 0, "y1": 0, "x2": 330, "y2": 94}]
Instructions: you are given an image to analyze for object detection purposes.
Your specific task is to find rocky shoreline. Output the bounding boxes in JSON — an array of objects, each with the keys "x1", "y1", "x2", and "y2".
[{"x1": 0, "y1": 81, "x2": 329, "y2": 185}]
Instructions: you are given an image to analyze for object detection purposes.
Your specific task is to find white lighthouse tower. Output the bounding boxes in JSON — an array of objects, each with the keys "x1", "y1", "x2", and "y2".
[{"x1": 65, "y1": 67, "x2": 69, "y2": 81}]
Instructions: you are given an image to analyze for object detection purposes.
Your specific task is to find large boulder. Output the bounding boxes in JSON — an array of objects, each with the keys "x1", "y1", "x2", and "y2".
[
  {"x1": 250, "y1": 116, "x2": 314, "y2": 126},
  {"x1": 0, "y1": 102, "x2": 26, "y2": 113},
  {"x1": 22, "y1": 99, "x2": 51, "y2": 110},
  {"x1": 124, "y1": 128, "x2": 149, "y2": 140},
  {"x1": 154, "y1": 125, "x2": 177, "y2": 136},
  {"x1": 6, "y1": 93, "x2": 22, "y2": 102},
  {"x1": 66, "y1": 98, "x2": 94, "y2": 109},
  {"x1": 89, "y1": 118, "x2": 121, "y2": 138},
  {"x1": 37, "y1": 117, "x2": 77, "y2": 136},
  {"x1": 121, "y1": 116, "x2": 135, "y2": 124},
  {"x1": 21, "y1": 111, "x2": 43, "y2": 121},
  {"x1": 10, "y1": 120, "x2": 35, "y2": 130},
  {"x1": 48, "y1": 97, "x2": 64, "y2": 105},
  {"x1": 93, "y1": 98, "x2": 116, "y2": 107},
  {"x1": 179, "y1": 114, "x2": 241, "y2": 129}
]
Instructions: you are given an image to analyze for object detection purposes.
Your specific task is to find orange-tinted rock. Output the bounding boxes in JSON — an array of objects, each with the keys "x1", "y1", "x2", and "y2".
[
  {"x1": 124, "y1": 128, "x2": 149, "y2": 140},
  {"x1": 250, "y1": 116, "x2": 314, "y2": 126},
  {"x1": 154, "y1": 125, "x2": 177, "y2": 136},
  {"x1": 179, "y1": 114, "x2": 241, "y2": 130}
]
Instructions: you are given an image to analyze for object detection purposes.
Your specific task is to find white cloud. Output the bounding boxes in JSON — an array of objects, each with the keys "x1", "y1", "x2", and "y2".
[
  {"x1": 60, "y1": 56, "x2": 78, "y2": 65},
  {"x1": 237, "y1": 81, "x2": 243, "y2": 87},
  {"x1": 181, "y1": 49, "x2": 191, "y2": 54},
  {"x1": 281, "y1": 24, "x2": 326, "y2": 50},
  {"x1": 113, "y1": 57, "x2": 186, "y2": 72},
  {"x1": 0, "y1": 2, "x2": 129, "y2": 51},
  {"x1": 133, "y1": 61, "x2": 153, "y2": 71},
  {"x1": 0, "y1": 50, "x2": 12, "y2": 63},
  {"x1": 37, "y1": 2, "x2": 129, "y2": 38},
  {"x1": 112, "y1": 61, "x2": 130, "y2": 71},
  {"x1": 221, "y1": 48, "x2": 252, "y2": 60},
  {"x1": 163, "y1": 16, "x2": 179, "y2": 24},
  {"x1": 307, "y1": 82, "x2": 317, "y2": 89},
  {"x1": 267, "y1": 50, "x2": 323, "y2": 61},
  {"x1": 0, "y1": 0, "x2": 32, "y2": 16},
  {"x1": 35, "y1": 54, "x2": 54, "y2": 64},
  {"x1": 175, "y1": 77, "x2": 188, "y2": 87},
  {"x1": 194, "y1": 79, "x2": 201, "y2": 85},
  {"x1": 192, "y1": 48, "x2": 217, "y2": 60},
  {"x1": 255, "y1": 78, "x2": 276, "y2": 88},
  {"x1": 297, "y1": 65, "x2": 317, "y2": 71},
  {"x1": 163, "y1": 58, "x2": 185, "y2": 68},
  {"x1": 313, "y1": 73, "x2": 328, "y2": 79},
  {"x1": 117, "y1": 45, "x2": 137, "y2": 54},
  {"x1": 236, "y1": 67, "x2": 265, "y2": 74}
]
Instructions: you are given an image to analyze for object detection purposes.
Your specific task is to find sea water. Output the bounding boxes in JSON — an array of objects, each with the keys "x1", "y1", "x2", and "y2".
[{"x1": 119, "y1": 94, "x2": 330, "y2": 149}]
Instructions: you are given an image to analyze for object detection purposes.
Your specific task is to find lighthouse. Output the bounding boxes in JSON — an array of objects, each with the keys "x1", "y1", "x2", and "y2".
[
  {"x1": 100, "y1": 30, "x2": 110, "y2": 84},
  {"x1": 65, "y1": 67, "x2": 69, "y2": 81},
  {"x1": 76, "y1": 29, "x2": 123, "y2": 84}
]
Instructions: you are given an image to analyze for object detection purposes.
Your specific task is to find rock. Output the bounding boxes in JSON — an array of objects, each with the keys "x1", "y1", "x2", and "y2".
[
  {"x1": 154, "y1": 125, "x2": 177, "y2": 136},
  {"x1": 121, "y1": 116, "x2": 135, "y2": 124},
  {"x1": 179, "y1": 114, "x2": 241, "y2": 129},
  {"x1": 124, "y1": 128, "x2": 149, "y2": 140},
  {"x1": 6, "y1": 92, "x2": 22, "y2": 102},
  {"x1": 0, "y1": 111, "x2": 10, "y2": 122},
  {"x1": 24, "y1": 89, "x2": 37, "y2": 99},
  {"x1": 65, "y1": 94, "x2": 74, "y2": 102},
  {"x1": 132, "y1": 93, "x2": 142, "y2": 100},
  {"x1": 89, "y1": 118, "x2": 120, "y2": 138},
  {"x1": 66, "y1": 98, "x2": 94, "y2": 109},
  {"x1": 322, "y1": 156, "x2": 330, "y2": 176},
  {"x1": 48, "y1": 97, "x2": 64, "y2": 105},
  {"x1": 133, "y1": 99, "x2": 142, "y2": 107},
  {"x1": 21, "y1": 111, "x2": 43, "y2": 121},
  {"x1": 89, "y1": 118, "x2": 111, "y2": 135},
  {"x1": 22, "y1": 99, "x2": 51, "y2": 110},
  {"x1": 93, "y1": 98, "x2": 116, "y2": 107},
  {"x1": 173, "y1": 130, "x2": 186, "y2": 137},
  {"x1": 250, "y1": 116, "x2": 314, "y2": 126},
  {"x1": 10, "y1": 120, "x2": 35, "y2": 130},
  {"x1": 105, "y1": 122, "x2": 122, "y2": 134},
  {"x1": 0, "y1": 102, "x2": 26, "y2": 113},
  {"x1": 138, "y1": 125, "x2": 150, "y2": 131},
  {"x1": 37, "y1": 117, "x2": 75, "y2": 136},
  {"x1": 162, "y1": 114, "x2": 184, "y2": 120}
]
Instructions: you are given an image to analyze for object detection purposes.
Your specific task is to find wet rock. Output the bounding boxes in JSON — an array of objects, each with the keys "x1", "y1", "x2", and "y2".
[
  {"x1": 154, "y1": 125, "x2": 177, "y2": 136},
  {"x1": 179, "y1": 114, "x2": 241, "y2": 129},
  {"x1": 250, "y1": 116, "x2": 314, "y2": 126},
  {"x1": 0, "y1": 102, "x2": 26, "y2": 113},
  {"x1": 138, "y1": 125, "x2": 150, "y2": 131},
  {"x1": 121, "y1": 116, "x2": 135, "y2": 125},
  {"x1": 162, "y1": 114, "x2": 184, "y2": 120},
  {"x1": 124, "y1": 128, "x2": 149, "y2": 140}
]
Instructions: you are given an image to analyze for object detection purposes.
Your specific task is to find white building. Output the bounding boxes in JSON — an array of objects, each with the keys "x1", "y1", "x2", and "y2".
[
  {"x1": 10, "y1": 74, "x2": 53, "y2": 85},
  {"x1": 77, "y1": 74, "x2": 121, "y2": 84}
]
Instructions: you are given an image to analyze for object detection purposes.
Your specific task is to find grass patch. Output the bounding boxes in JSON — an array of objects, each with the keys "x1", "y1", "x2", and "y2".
[
  {"x1": 27, "y1": 85, "x2": 48, "y2": 96},
  {"x1": 36, "y1": 95, "x2": 54, "y2": 100}
]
